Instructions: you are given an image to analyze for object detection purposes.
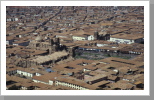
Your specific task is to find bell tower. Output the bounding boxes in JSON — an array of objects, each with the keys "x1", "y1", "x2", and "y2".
[
  {"x1": 49, "y1": 38, "x2": 54, "y2": 46},
  {"x1": 55, "y1": 38, "x2": 60, "y2": 45},
  {"x1": 68, "y1": 47, "x2": 75, "y2": 57}
]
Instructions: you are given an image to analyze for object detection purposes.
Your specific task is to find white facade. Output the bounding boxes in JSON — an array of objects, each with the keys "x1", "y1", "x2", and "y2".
[
  {"x1": 83, "y1": 68, "x2": 91, "y2": 72},
  {"x1": 32, "y1": 79, "x2": 53, "y2": 85},
  {"x1": 87, "y1": 35, "x2": 94, "y2": 40},
  {"x1": 17, "y1": 70, "x2": 34, "y2": 77},
  {"x1": 6, "y1": 18, "x2": 12, "y2": 21},
  {"x1": 55, "y1": 81, "x2": 89, "y2": 90},
  {"x1": 109, "y1": 37, "x2": 134, "y2": 44},
  {"x1": 15, "y1": 18, "x2": 18, "y2": 21},
  {"x1": 6, "y1": 41, "x2": 9, "y2": 45},
  {"x1": 18, "y1": 35, "x2": 22, "y2": 38},
  {"x1": 72, "y1": 36, "x2": 86, "y2": 41},
  {"x1": 73, "y1": 35, "x2": 94, "y2": 41},
  {"x1": 109, "y1": 37, "x2": 143, "y2": 44},
  {"x1": 13, "y1": 43, "x2": 18, "y2": 46},
  {"x1": 20, "y1": 86, "x2": 27, "y2": 90},
  {"x1": 35, "y1": 73, "x2": 42, "y2": 76},
  {"x1": 49, "y1": 80, "x2": 54, "y2": 85},
  {"x1": 33, "y1": 33, "x2": 39, "y2": 35},
  {"x1": 56, "y1": 35, "x2": 67, "y2": 38},
  {"x1": 32, "y1": 79, "x2": 49, "y2": 85},
  {"x1": 129, "y1": 51, "x2": 142, "y2": 54},
  {"x1": 96, "y1": 44, "x2": 108, "y2": 47}
]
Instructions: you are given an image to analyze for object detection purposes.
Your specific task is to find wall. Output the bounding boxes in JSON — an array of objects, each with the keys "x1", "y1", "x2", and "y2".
[
  {"x1": 6, "y1": 41, "x2": 9, "y2": 45},
  {"x1": 55, "y1": 80, "x2": 89, "y2": 90},
  {"x1": 87, "y1": 35, "x2": 94, "y2": 40},
  {"x1": 17, "y1": 70, "x2": 33, "y2": 77},
  {"x1": 49, "y1": 80, "x2": 54, "y2": 85},
  {"x1": 72, "y1": 36, "x2": 86, "y2": 41},
  {"x1": 35, "y1": 73, "x2": 42, "y2": 76},
  {"x1": 56, "y1": 35, "x2": 67, "y2": 38},
  {"x1": 32, "y1": 79, "x2": 50, "y2": 85},
  {"x1": 109, "y1": 37, "x2": 135, "y2": 44},
  {"x1": 96, "y1": 44, "x2": 108, "y2": 47}
]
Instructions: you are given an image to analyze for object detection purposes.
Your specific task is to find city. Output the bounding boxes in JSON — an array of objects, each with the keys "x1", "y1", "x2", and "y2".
[{"x1": 6, "y1": 6, "x2": 144, "y2": 90}]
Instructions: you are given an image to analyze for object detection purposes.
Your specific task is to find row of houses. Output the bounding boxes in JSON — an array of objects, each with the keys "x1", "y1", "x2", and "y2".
[
  {"x1": 6, "y1": 6, "x2": 144, "y2": 90},
  {"x1": 6, "y1": 55, "x2": 144, "y2": 90},
  {"x1": 77, "y1": 43, "x2": 143, "y2": 55}
]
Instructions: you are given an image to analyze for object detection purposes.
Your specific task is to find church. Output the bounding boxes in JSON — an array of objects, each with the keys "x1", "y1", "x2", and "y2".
[{"x1": 16, "y1": 35, "x2": 75, "y2": 68}]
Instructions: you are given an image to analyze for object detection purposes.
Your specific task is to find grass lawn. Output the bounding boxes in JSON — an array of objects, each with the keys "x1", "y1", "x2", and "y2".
[{"x1": 75, "y1": 52, "x2": 131, "y2": 60}]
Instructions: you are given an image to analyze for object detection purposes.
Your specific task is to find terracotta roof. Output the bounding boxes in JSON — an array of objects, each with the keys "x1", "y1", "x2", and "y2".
[
  {"x1": 108, "y1": 80, "x2": 134, "y2": 89},
  {"x1": 56, "y1": 77, "x2": 97, "y2": 90},
  {"x1": 17, "y1": 67, "x2": 37, "y2": 74},
  {"x1": 30, "y1": 51, "x2": 68, "y2": 64},
  {"x1": 84, "y1": 73, "x2": 107, "y2": 82},
  {"x1": 107, "y1": 75, "x2": 118, "y2": 80},
  {"x1": 32, "y1": 72, "x2": 62, "y2": 82},
  {"x1": 6, "y1": 67, "x2": 17, "y2": 72},
  {"x1": 99, "y1": 57, "x2": 142, "y2": 67},
  {"x1": 110, "y1": 33, "x2": 144, "y2": 40},
  {"x1": 92, "y1": 81, "x2": 110, "y2": 87},
  {"x1": 6, "y1": 75, "x2": 32, "y2": 83}
]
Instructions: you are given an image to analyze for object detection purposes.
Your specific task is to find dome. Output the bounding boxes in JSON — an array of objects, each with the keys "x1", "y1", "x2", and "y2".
[{"x1": 35, "y1": 36, "x2": 43, "y2": 42}]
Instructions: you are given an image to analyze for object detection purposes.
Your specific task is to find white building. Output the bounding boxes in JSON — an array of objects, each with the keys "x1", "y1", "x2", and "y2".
[
  {"x1": 55, "y1": 80, "x2": 89, "y2": 90},
  {"x1": 32, "y1": 78, "x2": 53, "y2": 85},
  {"x1": 17, "y1": 69, "x2": 35, "y2": 77},
  {"x1": 87, "y1": 35, "x2": 95, "y2": 40},
  {"x1": 72, "y1": 34, "x2": 94, "y2": 41},
  {"x1": 108, "y1": 33, "x2": 144, "y2": 44},
  {"x1": 32, "y1": 72, "x2": 61, "y2": 86},
  {"x1": 16, "y1": 67, "x2": 43, "y2": 78}
]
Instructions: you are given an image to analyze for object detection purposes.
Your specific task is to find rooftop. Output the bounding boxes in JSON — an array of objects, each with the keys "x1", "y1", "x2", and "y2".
[
  {"x1": 110, "y1": 33, "x2": 144, "y2": 40},
  {"x1": 30, "y1": 51, "x2": 68, "y2": 64}
]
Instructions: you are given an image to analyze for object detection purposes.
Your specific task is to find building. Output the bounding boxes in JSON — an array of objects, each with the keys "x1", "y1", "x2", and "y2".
[
  {"x1": 27, "y1": 51, "x2": 69, "y2": 67},
  {"x1": 6, "y1": 68, "x2": 17, "y2": 76},
  {"x1": 16, "y1": 68, "x2": 37, "y2": 78},
  {"x1": 28, "y1": 35, "x2": 61, "y2": 53},
  {"x1": 106, "y1": 80, "x2": 134, "y2": 90},
  {"x1": 13, "y1": 40, "x2": 30, "y2": 46},
  {"x1": 6, "y1": 36, "x2": 14, "y2": 45},
  {"x1": 72, "y1": 34, "x2": 95, "y2": 41},
  {"x1": 72, "y1": 30, "x2": 96, "y2": 41},
  {"x1": 32, "y1": 72, "x2": 62, "y2": 85},
  {"x1": 119, "y1": 43, "x2": 144, "y2": 54},
  {"x1": 55, "y1": 77, "x2": 97, "y2": 90},
  {"x1": 109, "y1": 33, "x2": 144, "y2": 44}
]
